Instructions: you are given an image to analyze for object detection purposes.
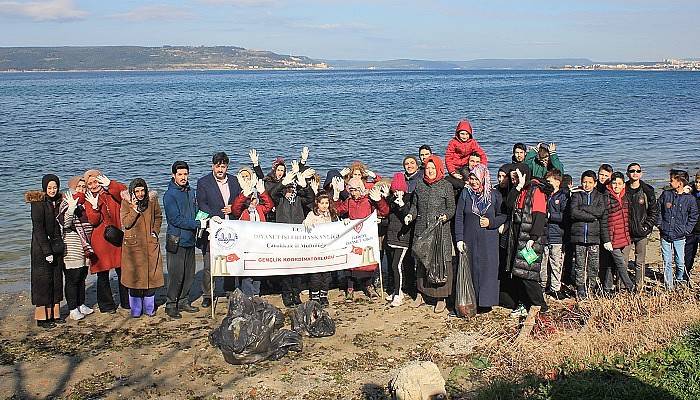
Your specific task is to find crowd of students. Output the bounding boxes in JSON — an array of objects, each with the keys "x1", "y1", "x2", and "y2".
[{"x1": 27, "y1": 119, "x2": 700, "y2": 328}]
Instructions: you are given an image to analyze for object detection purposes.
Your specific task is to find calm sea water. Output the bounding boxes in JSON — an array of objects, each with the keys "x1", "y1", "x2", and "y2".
[{"x1": 1, "y1": 70, "x2": 699, "y2": 293}]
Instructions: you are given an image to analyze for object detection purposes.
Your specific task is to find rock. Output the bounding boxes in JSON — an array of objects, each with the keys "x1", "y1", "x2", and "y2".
[{"x1": 388, "y1": 361, "x2": 447, "y2": 400}]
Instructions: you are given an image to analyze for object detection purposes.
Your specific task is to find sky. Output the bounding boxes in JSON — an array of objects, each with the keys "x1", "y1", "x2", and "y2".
[{"x1": 0, "y1": 0, "x2": 698, "y2": 61}]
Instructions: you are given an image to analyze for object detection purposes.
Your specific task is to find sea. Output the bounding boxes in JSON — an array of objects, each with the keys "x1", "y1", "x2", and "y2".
[{"x1": 1, "y1": 69, "x2": 698, "y2": 293}]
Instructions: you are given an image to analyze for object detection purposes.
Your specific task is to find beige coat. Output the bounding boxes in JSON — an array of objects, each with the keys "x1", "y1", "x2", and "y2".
[{"x1": 120, "y1": 192, "x2": 164, "y2": 290}]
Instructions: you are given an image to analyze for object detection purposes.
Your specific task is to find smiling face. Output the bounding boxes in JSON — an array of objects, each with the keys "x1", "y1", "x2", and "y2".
[
  {"x1": 457, "y1": 131, "x2": 471, "y2": 141},
  {"x1": 86, "y1": 175, "x2": 101, "y2": 194},
  {"x1": 318, "y1": 197, "x2": 330, "y2": 212},
  {"x1": 513, "y1": 148, "x2": 525, "y2": 162},
  {"x1": 75, "y1": 179, "x2": 86, "y2": 194},
  {"x1": 46, "y1": 181, "x2": 58, "y2": 198},
  {"x1": 468, "y1": 154, "x2": 481, "y2": 170},
  {"x1": 133, "y1": 186, "x2": 146, "y2": 201},
  {"x1": 425, "y1": 162, "x2": 437, "y2": 180},
  {"x1": 468, "y1": 174, "x2": 482, "y2": 192},
  {"x1": 351, "y1": 169, "x2": 363, "y2": 180},
  {"x1": 403, "y1": 158, "x2": 418, "y2": 175}
]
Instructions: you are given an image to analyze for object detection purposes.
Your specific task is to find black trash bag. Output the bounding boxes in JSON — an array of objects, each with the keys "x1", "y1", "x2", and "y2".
[
  {"x1": 209, "y1": 289, "x2": 303, "y2": 365},
  {"x1": 291, "y1": 300, "x2": 336, "y2": 338},
  {"x1": 412, "y1": 220, "x2": 447, "y2": 285},
  {"x1": 455, "y1": 249, "x2": 477, "y2": 318}
]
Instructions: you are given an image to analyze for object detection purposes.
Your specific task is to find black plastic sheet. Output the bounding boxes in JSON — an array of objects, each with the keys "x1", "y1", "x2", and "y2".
[{"x1": 412, "y1": 220, "x2": 448, "y2": 285}]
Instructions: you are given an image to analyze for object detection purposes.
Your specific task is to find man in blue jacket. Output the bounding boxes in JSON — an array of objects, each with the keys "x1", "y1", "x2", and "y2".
[
  {"x1": 163, "y1": 161, "x2": 202, "y2": 318},
  {"x1": 657, "y1": 169, "x2": 699, "y2": 290},
  {"x1": 196, "y1": 152, "x2": 242, "y2": 308}
]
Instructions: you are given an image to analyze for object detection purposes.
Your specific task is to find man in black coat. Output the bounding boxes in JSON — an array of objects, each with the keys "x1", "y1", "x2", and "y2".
[
  {"x1": 196, "y1": 152, "x2": 242, "y2": 308},
  {"x1": 625, "y1": 163, "x2": 659, "y2": 288}
]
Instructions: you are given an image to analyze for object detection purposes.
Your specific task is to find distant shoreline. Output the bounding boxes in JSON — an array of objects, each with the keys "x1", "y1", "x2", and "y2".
[{"x1": 1, "y1": 67, "x2": 698, "y2": 73}]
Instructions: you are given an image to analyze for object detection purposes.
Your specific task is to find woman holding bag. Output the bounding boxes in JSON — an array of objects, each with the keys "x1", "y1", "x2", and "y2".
[{"x1": 26, "y1": 174, "x2": 65, "y2": 329}]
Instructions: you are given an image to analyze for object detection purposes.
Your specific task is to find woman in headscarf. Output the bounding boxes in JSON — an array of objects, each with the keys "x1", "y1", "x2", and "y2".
[
  {"x1": 455, "y1": 164, "x2": 507, "y2": 312},
  {"x1": 58, "y1": 176, "x2": 95, "y2": 321},
  {"x1": 120, "y1": 178, "x2": 164, "y2": 318},
  {"x1": 26, "y1": 174, "x2": 65, "y2": 328},
  {"x1": 404, "y1": 155, "x2": 456, "y2": 313}
]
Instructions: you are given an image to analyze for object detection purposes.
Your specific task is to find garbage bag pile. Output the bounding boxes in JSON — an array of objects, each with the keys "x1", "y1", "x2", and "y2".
[{"x1": 291, "y1": 300, "x2": 336, "y2": 338}]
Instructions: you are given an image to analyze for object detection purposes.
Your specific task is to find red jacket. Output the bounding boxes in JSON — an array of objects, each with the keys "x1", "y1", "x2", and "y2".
[
  {"x1": 85, "y1": 181, "x2": 127, "y2": 273},
  {"x1": 606, "y1": 189, "x2": 631, "y2": 249},
  {"x1": 231, "y1": 191, "x2": 274, "y2": 222},
  {"x1": 445, "y1": 137, "x2": 488, "y2": 173},
  {"x1": 335, "y1": 195, "x2": 389, "y2": 220}
]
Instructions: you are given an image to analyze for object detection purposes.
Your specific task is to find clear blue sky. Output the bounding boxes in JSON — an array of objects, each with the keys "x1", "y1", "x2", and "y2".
[{"x1": 1, "y1": 0, "x2": 698, "y2": 61}]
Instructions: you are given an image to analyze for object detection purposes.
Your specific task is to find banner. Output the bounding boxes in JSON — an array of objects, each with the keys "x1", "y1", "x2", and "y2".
[{"x1": 208, "y1": 212, "x2": 381, "y2": 277}]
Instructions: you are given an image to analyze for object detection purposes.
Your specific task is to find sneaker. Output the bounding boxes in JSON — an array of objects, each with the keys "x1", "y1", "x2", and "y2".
[
  {"x1": 69, "y1": 308, "x2": 85, "y2": 321},
  {"x1": 434, "y1": 300, "x2": 446, "y2": 313},
  {"x1": 510, "y1": 304, "x2": 527, "y2": 318},
  {"x1": 345, "y1": 289, "x2": 354, "y2": 303},
  {"x1": 79, "y1": 305, "x2": 94, "y2": 315},
  {"x1": 385, "y1": 293, "x2": 395, "y2": 302},
  {"x1": 390, "y1": 294, "x2": 404, "y2": 308},
  {"x1": 411, "y1": 293, "x2": 425, "y2": 308}
]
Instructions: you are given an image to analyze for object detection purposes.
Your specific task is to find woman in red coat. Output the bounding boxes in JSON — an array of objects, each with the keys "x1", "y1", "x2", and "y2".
[
  {"x1": 83, "y1": 169, "x2": 129, "y2": 313},
  {"x1": 603, "y1": 172, "x2": 636, "y2": 292}
]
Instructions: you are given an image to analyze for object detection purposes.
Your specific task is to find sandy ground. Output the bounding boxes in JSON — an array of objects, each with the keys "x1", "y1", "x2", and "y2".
[{"x1": 0, "y1": 233, "x2": 673, "y2": 399}]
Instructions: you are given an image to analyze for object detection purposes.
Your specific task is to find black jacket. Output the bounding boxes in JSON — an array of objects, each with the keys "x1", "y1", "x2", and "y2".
[
  {"x1": 386, "y1": 193, "x2": 413, "y2": 248},
  {"x1": 546, "y1": 189, "x2": 570, "y2": 244},
  {"x1": 626, "y1": 180, "x2": 659, "y2": 240},
  {"x1": 569, "y1": 189, "x2": 609, "y2": 245}
]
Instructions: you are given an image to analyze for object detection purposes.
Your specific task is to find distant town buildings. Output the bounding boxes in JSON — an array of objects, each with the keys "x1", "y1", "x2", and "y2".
[{"x1": 562, "y1": 58, "x2": 700, "y2": 71}]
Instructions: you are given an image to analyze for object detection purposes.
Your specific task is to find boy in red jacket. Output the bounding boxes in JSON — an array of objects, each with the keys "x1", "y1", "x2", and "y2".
[{"x1": 445, "y1": 119, "x2": 488, "y2": 180}]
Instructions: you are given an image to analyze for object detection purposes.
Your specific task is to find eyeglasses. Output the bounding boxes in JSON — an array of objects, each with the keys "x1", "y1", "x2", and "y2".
[{"x1": 628, "y1": 169, "x2": 642, "y2": 173}]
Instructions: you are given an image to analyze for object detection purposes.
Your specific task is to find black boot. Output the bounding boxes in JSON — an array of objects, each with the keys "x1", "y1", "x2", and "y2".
[
  {"x1": 293, "y1": 291, "x2": 303, "y2": 305},
  {"x1": 165, "y1": 305, "x2": 182, "y2": 319},
  {"x1": 37, "y1": 320, "x2": 56, "y2": 329}
]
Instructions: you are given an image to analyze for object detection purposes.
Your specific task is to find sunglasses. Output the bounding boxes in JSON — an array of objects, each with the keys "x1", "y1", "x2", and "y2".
[{"x1": 628, "y1": 169, "x2": 642, "y2": 173}]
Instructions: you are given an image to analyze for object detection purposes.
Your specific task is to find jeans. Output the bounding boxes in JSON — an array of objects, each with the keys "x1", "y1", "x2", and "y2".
[
  {"x1": 610, "y1": 245, "x2": 635, "y2": 291},
  {"x1": 575, "y1": 244, "x2": 600, "y2": 296},
  {"x1": 631, "y1": 237, "x2": 648, "y2": 287},
  {"x1": 685, "y1": 233, "x2": 700, "y2": 280},
  {"x1": 541, "y1": 244, "x2": 563, "y2": 291},
  {"x1": 166, "y1": 246, "x2": 196, "y2": 307},
  {"x1": 660, "y1": 238, "x2": 686, "y2": 289}
]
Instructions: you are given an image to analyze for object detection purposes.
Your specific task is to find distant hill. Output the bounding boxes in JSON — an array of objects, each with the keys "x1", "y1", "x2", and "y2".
[
  {"x1": 0, "y1": 46, "x2": 328, "y2": 71},
  {"x1": 325, "y1": 58, "x2": 594, "y2": 70}
]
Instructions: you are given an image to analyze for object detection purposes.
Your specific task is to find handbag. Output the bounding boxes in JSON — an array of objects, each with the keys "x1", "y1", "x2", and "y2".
[
  {"x1": 49, "y1": 236, "x2": 65, "y2": 255},
  {"x1": 166, "y1": 234, "x2": 180, "y2": 254},
  {"x1": 102, "y1": 201, "x2": 123, "y2": 247}
]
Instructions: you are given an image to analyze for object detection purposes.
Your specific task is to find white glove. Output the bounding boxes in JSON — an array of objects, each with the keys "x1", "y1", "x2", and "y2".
[
  {"x1": 394, "y1": 191, "x2": 405, "y2": 207},
  {"x1": 45, "y1": 255, "x2": 54, "y2": 263},
  {"x1": 64, "y1": 190, "x2": 78, "y2": 211},
  {"x1": 515, "y1": 169, "x2": 526, "y2": 191},
  {"x1": 310, "y1": 179, "x2": 319, "y2": 195},
  {"x1": 340, "y1": 167, "x2": 350, "y2": 177},
  {"x1": 211, "y1": 216, "x2": 224, "y2": 225},
  {"x1": 404, "y1": 214, "x2": 413, "y2": 225},
  {"x1": 332, "y1": 176, "x2": 345, "y2": 192},
  {"x1": 498, "y1": 224, "x2": 506, "y2": 234},
  {"x1": 300, "y1": 146, "x2": 309, "y2": 164},
  {"x1": 368, "y1": 186, "x2": 381, "y2": 201},
  {"x1": 379, "y1": 184, "x2": 390, "y2": 198},
  {"x1": 85, "y1": 191, "x2": 99, "y2": 210},
  {"x1": 438, "y1": 214, "x2": 448, "y2": 223},
  {"x1": 603, "y1": 242, "x2": 613, "y2": 252},
  {"x1": 291, "y1": 159, "x2": 300, "y2": 175},
  {"x1": 199, "y1": 218, "x2": 208, "y2": 229},
  {"x1": 281, "y1": 172, "x2": 295, "y2": 186},
  {"x1": 255, "y1": 179, "x2": 266, "y2": 194},
  {"x1": 457, "y1": 241, "x2": 466, "y2": 253},
  {"x1": 548, "y1": 143, "x2": 557, "y2": 154},
  {"x1": 366, "y1": 170, "x2": 377, "y2": 179},
  {"x1": 249, "y1": 149, "x2": 259, "y2": 166},
  {"x1": 296, "y1": 173, "x2": 308, "y2": 187},
  {"x1": 301, "y1": 168, "x2": 316, "y2": 179},
  {"x1": 96, "y1": 175, "x2": 111, "y2": 188},
  {"x1": 343, "y1": 218, "x2": 351, "y2": 226},
  {"x1": 526, "y1": 240, "x2": 534, "y2": 250}
]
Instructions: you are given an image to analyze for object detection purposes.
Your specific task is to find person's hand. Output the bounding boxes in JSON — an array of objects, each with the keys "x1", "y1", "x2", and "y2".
[
  {"x1": 684, "y1": 185, "x2": 692, "y2": 194},
  {"x1": 64, "y1": 190, "x2": 78, "y2": 210},
  {"x1": 404, "y1": 214, "x2": 414, "y2": 225},
  {"x1": 366, "y1": 170, "x2": 377, "y2": 179},
  {"x1": 498, "y1": 224, "x2": 506, "y2": 234},
  {"x1": 438, "y1": 214, "x2": 448, "y2": 223},
  {"x1": 281, "y1": 172, "x2": 295, "y2": 186},
  {"x1": 300, "y1": 146, "x2": 309, "y2": 164},
  {"x1": 603, "y1": 242, "x2": 613, "y2": 252},
  {"x1": 515, "y1": 168, "x2": 526, "y2": 191},
  {"x1": 45, "y1": 255, "x2": 54, "y2": 263},
  {"x1": 96, "y1": 175, "x2": 111, "y2": 187},
  {"x1": 394, "y1": 191, "x2": 405, "y2": 207},
  {"x1": 296, "y1": 173, "x2": 308, "y2": 187},
  {"x1": 340, "y1": 167, "x2": 350, "y2": 177},
  {"x1": 242, "y1": 180, "x2": 254, "y2": 197},
  {"x1": 310, "y1": 179, "x2": 319, "y2": 195},
  {"x1": 548, "y1": 143, "x2": 557, "y2": 154},
  {"x1": 379, "y1": 184, "x2": 390, "y2": 198},
  {"x1": 236, "y1": 172, "x2": 247, "y2": 188},
  {"x1": 291, "y1": 159, "x2": 300, "y2": 174},
  {"x1": 249, "y1": 149, "x2": 259, "y2": 166},
  {"x1": 526, "y1": 240, "x2": 534, "y2": 250},
  {"x1": 479, "y1": 216, "x2": 490, "y2": 228},
  {"x1": 368, "y1": 186, "x2": 382, "y2": 201},
  {"x1": 221, "y1": 205, "x2": 232, "y2": 215},
  {"x1": 301, "y1": 168, "x2": 316, "y2": 179},
  {"x1": 343, "y1": 218, "x2": 351, "y2": 226},
  {"x1": 452, "y1": 172, "x2": 463, "y2": 180},
  {"x1": 130, "y1": 195, "x2": 139, "y2": 211},
  {"x1": 255, "y1": 179, "x2": 265, "y2": 194},
  {"x1": 331, "y1": 176, "x2": 345, "y2": 192},
  {"x1": 457, "y1": 241, "x2": 466, "y2": 253},
  {"x1": 85, "y1": 191, "x2": 99, "y2": 209},
  {"x1": 211, "y1": 216, "x2": 223, "y2": 224},
  {"x1": 303, "y1": 219, "x2": 314, "y2": 232}
]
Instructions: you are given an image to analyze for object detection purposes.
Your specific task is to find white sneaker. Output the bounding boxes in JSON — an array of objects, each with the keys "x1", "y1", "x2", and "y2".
[
  {"x1": 510, "y1": 304, "x2": 527, "y2": 318},
  {"x1": 79, "y1": 304, "x2": 94, "y2": 315},
  {"x1": 69, "y1": 308, "x2": 85, "y2": 321},
  {"x1": 385, "y1": 293, "x2": 394, "y2": 301},
  {"x1": 390, "y1": 295, "x2": 404, "y2": 307}
]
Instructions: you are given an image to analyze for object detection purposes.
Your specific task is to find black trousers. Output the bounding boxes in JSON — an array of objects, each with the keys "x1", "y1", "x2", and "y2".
[
  {"x1": 166, "y1": 246, "x2": 196, "y2": 307},
  {"x1": 499, "y1": 275, "x2": 548, "y2": 312},
  {"x1": 279, "y1": 275, "x2": 304, "y2": 295},
  {"x1": 96, "y1": 268, "x2": 129, "y2": 312},
  {"x1": 308, "y1": 272, "x2": 331, "y2": 292},
  {"x1": 386, "y1": 246, "x2": 408, "y2": 295},
  {"x1": 64, "y1": 266, "x2": 88, "y2": 310}
]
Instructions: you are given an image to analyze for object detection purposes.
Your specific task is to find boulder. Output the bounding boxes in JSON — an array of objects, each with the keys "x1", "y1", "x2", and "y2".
[{"x1": 388, "y1": 361, "x2": 447, "y2": 400}]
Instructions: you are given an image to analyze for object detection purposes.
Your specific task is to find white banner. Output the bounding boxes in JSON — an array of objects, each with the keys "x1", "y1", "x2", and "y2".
[{"x1": 208, "y1": 212, "x2": 381, "y2": 277}]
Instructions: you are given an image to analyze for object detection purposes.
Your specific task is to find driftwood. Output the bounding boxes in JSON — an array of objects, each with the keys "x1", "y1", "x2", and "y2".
[{"x1": 515, "y1": 306, "x2": 541, "y2": 344}]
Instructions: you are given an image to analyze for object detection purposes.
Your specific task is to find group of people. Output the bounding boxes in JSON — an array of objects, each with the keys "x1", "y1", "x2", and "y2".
[{"x1": 27, "y1": 119, "x2": 700, "y2": 328}]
